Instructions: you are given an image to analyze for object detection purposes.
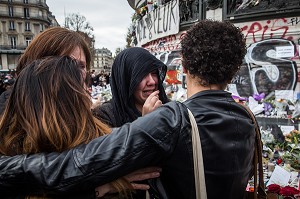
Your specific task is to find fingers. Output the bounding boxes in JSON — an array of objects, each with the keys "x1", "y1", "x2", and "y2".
[
  {"x1": 128, "y1": 166, "x2": 162, "y2": 175},
  {"x1": 125, "y1": 169, "x2": 161, "y2": 182},
  {"x1": 95, "y1": 183, "x2": 114, "y2": 197},
  {"x1": 131, "y1": 183, "x2": 150, "y2": 190},
  {"x1": 149, "y1": 90, "x2": 159, "y2": 98},
  {"x1": 142, "y1": 91, "x2": 162, "y2": 116},
  {"x1": 124, "y1": 167, "x2": 161, "y2": 182},
  {"x1": 153, "y1": 100, "x2": 162, "y2": 109},
  {"x1": 144, "y1": 91, "x2": 159, "y2": 106},
  {"x1": 95, "y1": 167, "x2": 162, "y2": 195},
  {"x1": 127, "y1": 170, "x2": 160, "y2": 182}
]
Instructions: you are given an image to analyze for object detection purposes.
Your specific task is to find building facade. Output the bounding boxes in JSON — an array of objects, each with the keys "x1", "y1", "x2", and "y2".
[
  {"x1": 0, "y1": 0, "x2": 58, "y2": 70},
  {"x1": 92, "y1": 47, "x2": 113, "y2": 73}
]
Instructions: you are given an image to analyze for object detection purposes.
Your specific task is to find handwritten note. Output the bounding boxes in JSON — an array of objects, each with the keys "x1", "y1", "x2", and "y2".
[
  {"x1": 266, "y1": 165, "x2": 291, "y2": 187},
  {"x1": 280, "y1": 125, "x2": 295, "y2": 136},
  {"x1": 227, "y1": 84, "x2": 239, "y2": 96},
  {"x1": 276, "y1": 46, "x2": 294, "y2": 58},
  {"x1": 275, "y1": 90, "x2": 294, "y2": 100}
]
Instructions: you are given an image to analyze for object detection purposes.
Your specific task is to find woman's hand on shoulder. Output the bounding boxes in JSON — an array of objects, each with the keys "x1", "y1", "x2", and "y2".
[{"x1": 95, "y1": 166, "x2": 161, "y2": 197}]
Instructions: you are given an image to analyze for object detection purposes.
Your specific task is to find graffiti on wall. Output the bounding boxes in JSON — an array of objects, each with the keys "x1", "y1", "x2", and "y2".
[
  {"x1": 240, "y1": 18, "x2": 297, "y2": 43},
  {"x1": 142, "y1": 17, "x2": 299, "y2": 98},
  {"x1": 142, "y1": 31, "x2": 185, "y2": 84},
  {"x1": 239, "y1": 17, "x2": 300, "y2": 51},
  {"x1": 231, "y1": 17, "x2": 300, "y2": 98},
  {"x1": 143, "y1": 31, "x2": 185, "y2": 54},
  {"x1": 155, "y1": 50, "x2": 182, "y2": 84},
  {"x1": 232, "y1": 39, "x2": 298, "y2": 98}
]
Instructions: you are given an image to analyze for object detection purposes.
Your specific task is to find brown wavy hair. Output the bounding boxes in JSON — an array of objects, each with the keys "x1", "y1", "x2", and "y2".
[
  {"x1": 181, "y1": 20, "x2": 246, "y2": 86},
  {"x1": 0, "y1": 56, "x2": 107, "y2": 153},
  {"x1": 0, "y1": 56, "x2": 133, "y2": 198},
  {"x1": 16, "y1": 27, "x2": 91, "y2": 75}
]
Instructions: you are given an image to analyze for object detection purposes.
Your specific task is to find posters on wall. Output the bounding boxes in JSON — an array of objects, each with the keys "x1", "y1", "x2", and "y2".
[
  {"x1": 276, "y1": 46, "x2": 295, "y2": 58},
  {"x1": 232, "y1": 17, "x2": 300, "y2": 98},
  {"x1": 138, "y1": 16, "x2": 300, "y2": 102}
]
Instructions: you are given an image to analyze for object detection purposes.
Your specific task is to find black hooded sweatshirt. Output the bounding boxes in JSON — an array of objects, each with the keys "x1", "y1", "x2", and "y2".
[{"x1": 93, "y1": 47, "x2": 169, "y2": 127}]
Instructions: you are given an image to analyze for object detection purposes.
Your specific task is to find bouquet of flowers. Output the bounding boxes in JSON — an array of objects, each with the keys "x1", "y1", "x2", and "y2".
[
  {"x1": 267, "y1": 184, "x2": 300, "y2": 199},
  {"x1": 264, "y1": 129, "x2": 300, "y2": 171},
  {"x1": 281, "y1": 130, "x2": 300, "y2": 171}
]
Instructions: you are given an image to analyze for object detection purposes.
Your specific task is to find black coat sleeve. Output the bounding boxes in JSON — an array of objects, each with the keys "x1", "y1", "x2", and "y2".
[{"x1": 0, "y1": 102, "x2": 185, "y2": 194}]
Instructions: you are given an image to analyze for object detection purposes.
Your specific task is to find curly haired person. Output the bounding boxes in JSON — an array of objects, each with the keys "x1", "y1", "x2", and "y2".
[{"x1": 0, "y1": 20, "x2": 255, "y2": 199}]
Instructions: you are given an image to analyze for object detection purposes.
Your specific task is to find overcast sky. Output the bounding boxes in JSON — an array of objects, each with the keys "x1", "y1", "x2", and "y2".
[{"x1": 47, "y1": 0, "x2": 135, "y2": 54}]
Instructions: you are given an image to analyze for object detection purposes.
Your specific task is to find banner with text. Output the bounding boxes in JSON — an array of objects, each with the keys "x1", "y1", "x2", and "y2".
[{"x1": 136, "y1": 0, "x2": 180, "y2": 46}]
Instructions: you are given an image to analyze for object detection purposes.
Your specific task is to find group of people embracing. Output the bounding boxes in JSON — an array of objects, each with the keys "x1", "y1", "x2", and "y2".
[{"x1": 0, "y1": 20, "x2": 257, "y2": 199}]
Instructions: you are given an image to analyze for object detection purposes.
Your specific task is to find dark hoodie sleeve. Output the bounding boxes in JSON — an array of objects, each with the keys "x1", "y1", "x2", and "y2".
[
  {"x1": 92, "y1": 101, "x2": 116, "y2": 127},
  {"x1": 0, "y1": 89, "x2": 11, "y2": 115}
]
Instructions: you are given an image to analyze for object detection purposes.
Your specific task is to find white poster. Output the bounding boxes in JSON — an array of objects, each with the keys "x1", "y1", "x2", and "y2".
[
  {"x1": 275, "y1": 90, "x2": 294, "y2": 100},
  {"x1": 266, "y1": 165, "x2": 291, "y2": 187},
  {"x1": 280, "y1": 125, "x2": 295, "y2": 135},
  {"x1": 227, "y1": 84, "x2": 239, "y2": 96},
  {"x1": 135, "y1": 0, "x2": 180, "y2": 46},
  {"x1": 276, "y1": 46, "x2": 294, "y2": 58}
]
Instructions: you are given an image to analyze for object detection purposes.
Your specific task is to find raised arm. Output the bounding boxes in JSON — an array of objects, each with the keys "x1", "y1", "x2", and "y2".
[{"x1": 0, "y1": 102, "x2": 185, "y2": 195}]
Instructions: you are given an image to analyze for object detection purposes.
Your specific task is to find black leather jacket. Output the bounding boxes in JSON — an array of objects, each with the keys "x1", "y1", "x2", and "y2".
[{"x1": 0, "y1": 90, "x2": 255, "y2": 199}]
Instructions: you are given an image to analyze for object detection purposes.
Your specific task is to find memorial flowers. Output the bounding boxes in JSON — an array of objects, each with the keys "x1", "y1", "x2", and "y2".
[
  {"x1": 135, "y1": 0, "x2": 159, "y2": 18},
  {"x1": 264, "y1": 129, "x2": 300, "y2": 171},
  {"x1": 267, "y1": 184, "x2": 300, "y2": 198},
  {"x1": 281, "y1": 130, "x2": 300, "y2": 171}
]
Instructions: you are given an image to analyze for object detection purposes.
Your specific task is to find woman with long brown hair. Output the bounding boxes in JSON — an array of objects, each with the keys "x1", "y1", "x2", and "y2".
[
  {"x1": 0, "y1": 56, "x2": 105, "y2": 155},
  {"x1": 0, "y1": 27, "x2": 91, "y2": 114},
  {"x1": 0, "y1": 27, "x2": 160, "y2": 198},
  {"x1": 0, "y1": 56, "x2": 159, "y2": 198},
  {"x1": 16, "y1": 27, "x2": 91, "y2": 76}
]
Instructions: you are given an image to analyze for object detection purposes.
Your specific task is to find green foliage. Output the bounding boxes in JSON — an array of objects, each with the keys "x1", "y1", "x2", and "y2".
[{"x1": 271, "y1": 130, "x2": 300, "y2": 171}]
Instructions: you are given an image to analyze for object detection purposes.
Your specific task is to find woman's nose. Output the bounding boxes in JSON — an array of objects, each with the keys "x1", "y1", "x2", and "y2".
[{"x1": 146, "y1": 74, "x2": 156, "y2": 84}]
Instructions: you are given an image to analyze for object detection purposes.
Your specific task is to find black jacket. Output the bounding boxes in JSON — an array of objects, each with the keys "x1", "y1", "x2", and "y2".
[
  {"x1": 92, "y1": 101, "x2": 116, "y2": 127},
  {"x1": 98, "y1": 47, "x2": 169, "y2": 127},
  {"x1": 0, "y1": 90, "x2": 256, "y2": 199},
  {"x1": 0, "y1": 89, "x2": 11, "y2": 114}
]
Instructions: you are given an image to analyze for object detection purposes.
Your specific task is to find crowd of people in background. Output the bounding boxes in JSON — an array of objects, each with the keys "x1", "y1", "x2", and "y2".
[
  {"x1": 0, "y1": 70, "x2": 16, "y2": 113},
  {"x1": 0, "y1": 70, "x2": 16, "y2": 96},
  {"x1": 90, "y1": 70, "x2": 110, "y2": 87},
  {"x1": 89, "y1": 70, "x2": 112, "y2": 106}
]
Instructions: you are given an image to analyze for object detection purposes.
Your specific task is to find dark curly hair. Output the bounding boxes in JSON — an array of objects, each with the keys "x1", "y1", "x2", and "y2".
[{"x1": 181, "y1": 20, "x2": 246, "y2": 87}]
